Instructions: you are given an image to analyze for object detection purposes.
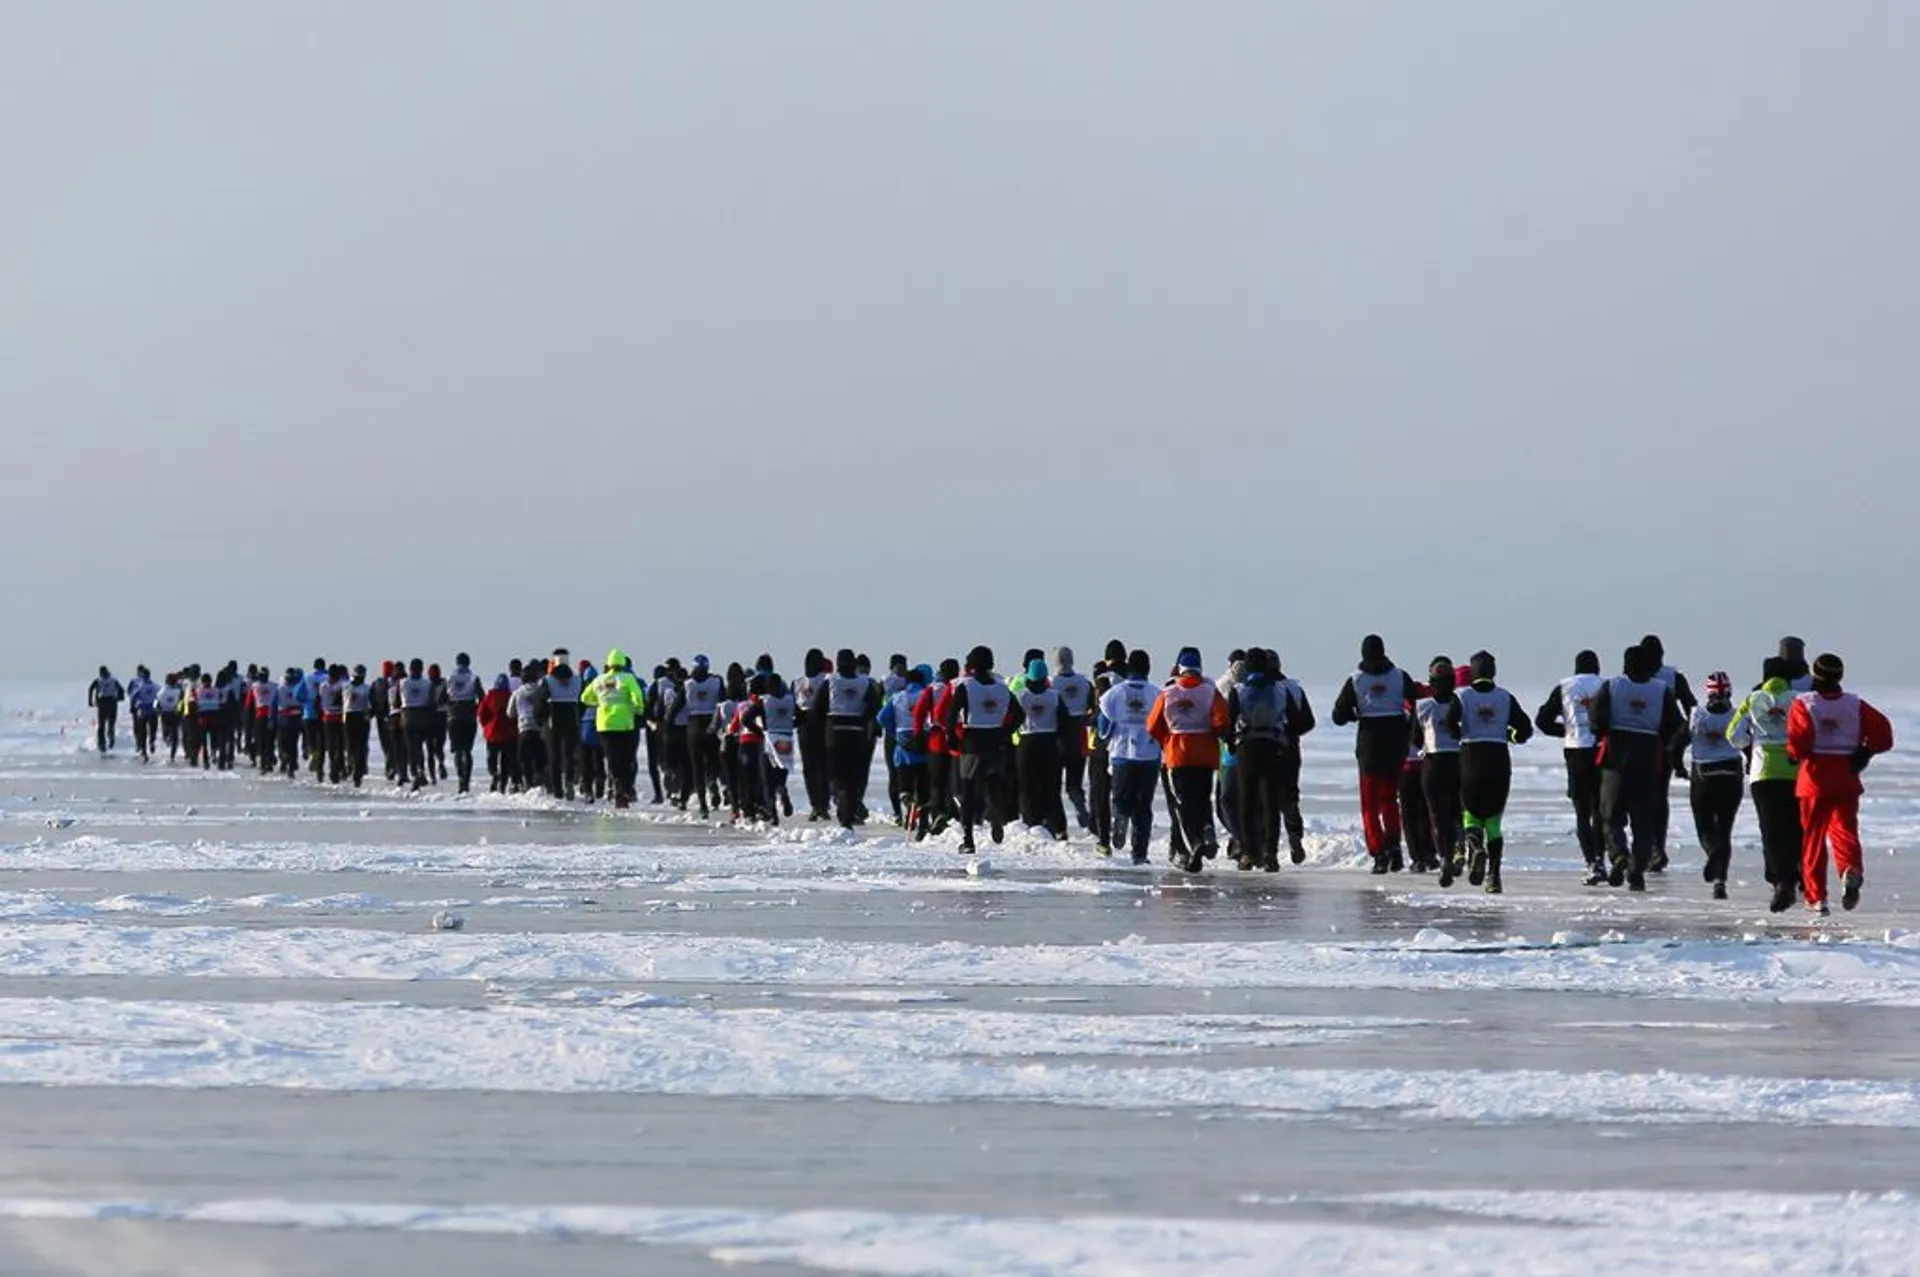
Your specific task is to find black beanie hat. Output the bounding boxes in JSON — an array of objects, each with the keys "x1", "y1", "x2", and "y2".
[
  {"x1": 1813, "y1": 653, "x2": 1844, "y2": 686},
  {"x1": 1103, "y1": 639, "x2": 1127, "y2": 664}
]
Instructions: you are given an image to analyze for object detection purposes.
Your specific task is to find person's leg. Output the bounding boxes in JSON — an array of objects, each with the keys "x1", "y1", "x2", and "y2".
[
  {"x1": 1599, "y1": 769, "x2": 1629, "y2": 885},
  {"x1": 1276, "y1": 744, "x2": 1305, "y2": 861},
  {"x1": 1398, "y1": 764, "x2": 1431, "y2": 871},
  {"x1": 1831, "y1": 794, "x2": 1865, "y2": 910},
  {"x1": 1626, "y1": 771, "x2": 1660, "y2": 887},
  {"x1": 1038, "y1": 736, "x2": 1066, "y2": 838},
  {"x1": 1088, "y1": 748, "x2": 1112, "y2": 851},
  {"x1": 1799, "y1": 792, "x2": 1832, "y2": 909},
  {"x1": 1753, "y1": 780, "x2": 1799, "y2": 906},
  {"x1": 1062, "y1": 734, "x2": 1090, "y2": 829},
  {"x1": 642, "y1": 728, "x2": 662, "y2": 802},
  {"x1": 1173, "y1": 765, "x2": 1217, "y2": 860},
  {"x1": 957, "y1": 755, "x2": 983, "y2": 850}
]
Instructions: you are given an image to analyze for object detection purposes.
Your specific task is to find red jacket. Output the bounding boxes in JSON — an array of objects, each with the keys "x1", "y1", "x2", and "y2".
[
  {"x1": 478, "y1": 688, "x2": 518, "y2": 746},
  {"x1": 914, "y1": 684, "x2": 951, "y2": 756},
  {"x1": 1787, "y1": 690, "x2": 1893, "y2": 799},
  {"x1": 929, "y1": 683, "x2": 961, "y2": 755}
]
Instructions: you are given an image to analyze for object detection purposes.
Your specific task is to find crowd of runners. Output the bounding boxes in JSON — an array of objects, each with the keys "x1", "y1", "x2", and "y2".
[{"x1": 81, "y1": 633, "x2": 1891, "y2": 917}]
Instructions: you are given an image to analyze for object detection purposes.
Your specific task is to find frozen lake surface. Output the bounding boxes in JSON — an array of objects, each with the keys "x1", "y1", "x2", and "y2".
[{"x1": 2, "y1": 682, "x2": 1918, "y2": 1275}]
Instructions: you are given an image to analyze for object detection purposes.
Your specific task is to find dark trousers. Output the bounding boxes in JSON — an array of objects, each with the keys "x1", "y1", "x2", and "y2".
[
  {"x1": 1690, "y1": 767, "x2": 1744, "y2": 882},
  {"x1": 377, "y1": 717, "x2": 399, "y2": 779},
  {"x1": 324, "y1": 718, "x2": 347, "y2": 783},
  {"x1": 95, "y1": 703, "x2": 119, "y2": 752},
  {"x1": 1421, "y1": 752, "x2": 1461, "y2": 865},
  {"x1": 737, "y1": 741, "x2": 772, "y2": 820},
  {"x1": 161, "y1": 712, "x2": 181, "y2": 761},
  {"x1": 345, "y1": 713, "x2": 371, "y2": 787},
  {"x1": 1750, "y1": 778, "x2": 1802, "y2": 886},
  {"x1": 581, "y1": 740, "x2": 605, "y2": 800},
  {"x1": 449, "y1": 716, "x2": 477, "y2": 791},
  {"x1": 883, "y1": 730, "x2": 902, "y2": 818},
  {"x1": 1109, "y1": 759, "x2": 1157, "y2": 859},
  {"x1": 1061, "y1": 726, "x2": 1089, "y2": 820},
  {"x1": 132, "y1": 712, "x2": 156, "y2": 758},
  {"x1": 602, "y1": 729, "x2": 639, "y2": 805},
  {"x1": 517, "y1": 732, "x2": 546, "y2": 792},
  {"x1": 644, "y1": 727, "x2": 665, "y2": 801},
  {"x1": 1400, "y1": 763, "x2": 1432, "y2": 867},
  {"x1": 487, "y1": 738, "x2": 520, "y2": 792},
  {"x1": 304, "y1": 719, "x2": 324, "y2": 775},
  {"x1": 548, "y1": 727, "x2": 580, "y2": 799},
  {"x1": 1088, "y1": 747, "x2": 1113, "y2": 849},
  {"x1": 1564, "y1": 747, "x2": 1602, "y2": 863},
  {"x1": 1601, "y1": 765, "x2": 1662, "y2": 872},
  {"x1": 687, "y1": 718, "x2": 721, "y2": 810},
  {"x1": 1167, "y1": 764, "x2": 1217, "y2": 857},
  {"x1": 828, "y1": 726, "x2": 870, "y2": 827},
  {"x1": 1236, "y1": 738, "x2": 1287, "y2": 862},
  {"x1": 401, "y1": 710, "x2": 433, "y2": 784},
  {"x1": 664, "y1": 725, "x2": 689, "y2": 802},
  {"x1": 895, "y1": 758, "x2": 926, "y2": 831},
  {"x1": 799, "y1": 725, "x2": 831, "y2": 818},
  {"x1": 1276, "y1": 744, "x2": 1305, "y2": 851},
  {"x1": 1216, "y1": 763, "x2": 1241, "y2": 847},
  {"x1": 957, "y1": 748, "x2": 1010, "y2": 843},
  {"x1": 277, "y1": 720, "x2": 301, "y2": 776},
  {"x1": 1016, "y1": 733, "x2": 1066, "y2": 836}
]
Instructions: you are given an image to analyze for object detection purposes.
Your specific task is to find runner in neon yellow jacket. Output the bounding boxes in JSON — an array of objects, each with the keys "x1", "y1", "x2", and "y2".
[
  {"x1": 583, "y1": 649, "x2": 648, "y2": 807},
  {"x1": 1726, "y1": 658, "x2": 1802, "y2": 909}
]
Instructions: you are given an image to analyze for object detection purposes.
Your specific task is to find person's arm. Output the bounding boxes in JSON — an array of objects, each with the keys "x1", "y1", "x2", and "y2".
[
  {"x1": 1589, "y1": 684, "x2": 1613, "y2": 738},
  {"x1": 1443, "y1": 698, "x2": 1461, "y2": 739},
  {"x1": 942, "y1": 685, "x2": 967, "y2": 737},
  {"x1": 1288, "y1": 686, "x2": 1315, "y2": 738},
  {"x1": 1668, "y1": 714, "x2": 1692, "y2": 776},
  {"x1": 1786, "y1": 696, "x2": 1813, "y2": 764},
  {"x1": 1855, "y1": 700, "x2": 1895, "y2": 770},
  {"x1": 1725, "y1": 694, "x2": 1754, "y2": 743},
  {"x1": 1660, "y1": 691, "x2": 1686, "y2": 748},
  {"x1": 1209, "y1": 688, "x2": 1230, "y2": 739},
  {"x1": 1146, "y1": 691, "x2": 1171, "y2": 745},
  {"x1": 1672, "y1": 671, "x2": 1698, "y2": 713},
  {"x1": 1534, "y1": 685, "x2": 1566, "y2": 738},
  {"x1": 1506, "y1": 696, "x2": 1533, "y2": 746},
  {"x1": 87, "y1": 680, "x2": 98, "y2": 708},
  {"x1": 1330, "y1": 676, "x2": 1359, "y2": 727}
]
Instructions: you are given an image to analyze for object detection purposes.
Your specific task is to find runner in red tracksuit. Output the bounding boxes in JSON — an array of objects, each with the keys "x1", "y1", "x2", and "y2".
[
  {"x1": 1331, "y1": 635, "x2": 1419, "y2": 873},
  {"x1": 1785, "y1": 653, "x2": 1893, "y2": 915}
]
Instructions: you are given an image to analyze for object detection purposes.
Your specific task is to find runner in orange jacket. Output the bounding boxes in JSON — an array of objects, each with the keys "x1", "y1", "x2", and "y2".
[
  {"x1": 1785, "y1": 653, "x2": 1894, "y2": 915},
  {"x1": 1148, "y1": 648, "x2": 1231, "y2": 872}
]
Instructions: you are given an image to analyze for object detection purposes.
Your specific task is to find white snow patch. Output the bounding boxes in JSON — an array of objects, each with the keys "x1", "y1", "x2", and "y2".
[{"x1": 0, "y1": 1191, "x2": 1907, "y2": 1276}]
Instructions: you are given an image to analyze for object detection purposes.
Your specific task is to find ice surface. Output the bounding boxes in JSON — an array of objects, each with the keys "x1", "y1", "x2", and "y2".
[{"x1": 4, "y1": 682, "x2": 1920, "y2": 1273}]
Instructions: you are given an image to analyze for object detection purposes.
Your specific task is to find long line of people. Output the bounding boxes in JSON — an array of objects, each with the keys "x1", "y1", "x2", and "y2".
[{"x1": 84, "y1": 632, "x2": 1891, "y2": 918}]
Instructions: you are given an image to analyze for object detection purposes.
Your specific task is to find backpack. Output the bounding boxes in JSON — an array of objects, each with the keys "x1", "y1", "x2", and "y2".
[{"x1": 1238, "y1": 681, "x2": 1283, "y2": 741}]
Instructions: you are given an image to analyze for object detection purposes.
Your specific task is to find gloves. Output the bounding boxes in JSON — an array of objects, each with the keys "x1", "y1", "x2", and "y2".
[
  {"x1": 1673, "y1": 763, "x2": 1688, "y2": 781},
  {"x1": 1851, "y1": 747, "x2": 1874, "y2": 773}
]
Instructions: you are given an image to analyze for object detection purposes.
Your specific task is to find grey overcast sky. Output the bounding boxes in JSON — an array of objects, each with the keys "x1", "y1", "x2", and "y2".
[{"x1": 3, "y1": 2, "x2": 1915, "y2": 688}]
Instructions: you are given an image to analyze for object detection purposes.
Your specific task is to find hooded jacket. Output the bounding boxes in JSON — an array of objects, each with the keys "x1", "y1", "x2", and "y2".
[
  {"x1": 1727, "y1": 677, "x2": 1796, "y2": 783},
  {"x1": 1147, "y1": 673, "x2": 1229, "y2": 769},
  {"x1": 478, "y1": 681, "x2": 518, "y2": 745},
  {"x1": 581, "y1": 649, "x2": 647, "y2": 733}
]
